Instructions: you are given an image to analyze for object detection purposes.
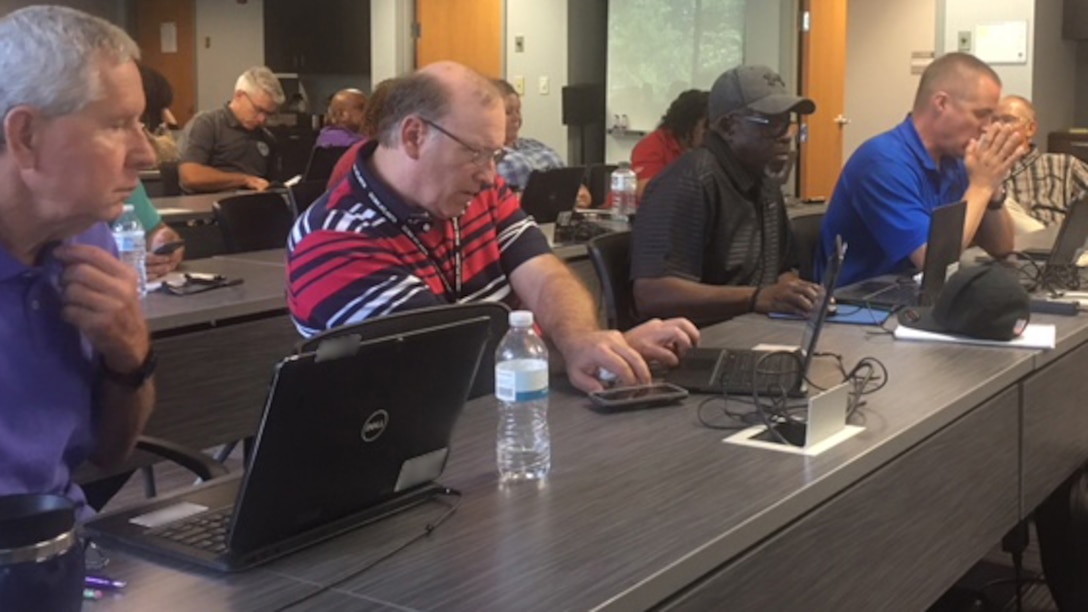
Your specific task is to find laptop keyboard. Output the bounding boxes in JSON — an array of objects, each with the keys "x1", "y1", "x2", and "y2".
[
  {"x1": 718, "y1": 350, "x2": 802, "y2": 394},
  {"x1": 152, "y1": 507, "x2": 233, "y2": 554}
]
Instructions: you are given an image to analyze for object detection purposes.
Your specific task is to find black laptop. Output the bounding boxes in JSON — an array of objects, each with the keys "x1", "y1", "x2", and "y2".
[
  {"x1": 665, "y1": 236, "x2": 845, "y2": 396},
  {"x1": 1025, "y1": 198, "x2": 1088, "y2": 288},
  {"x1": 519, "y1": 166, "x2": 586, "y2": 223},
  {"x1": 834, "y1": 200, "x2": 966, "y2": 308},
  {"x1": 85, "y1": 317, "x2": 491, "y2": 572}
]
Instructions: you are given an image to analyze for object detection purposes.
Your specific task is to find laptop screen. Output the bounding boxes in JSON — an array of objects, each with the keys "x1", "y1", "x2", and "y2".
[
  {"x1": 919, "y1": 200, "x2": 966, "y2": 306},
  {"x1": 798, "y1": 235, "x2": 845, "y2": 373},
  {"x1": 1047, "y1": 197, "x2": 1088, "y2": 268}
]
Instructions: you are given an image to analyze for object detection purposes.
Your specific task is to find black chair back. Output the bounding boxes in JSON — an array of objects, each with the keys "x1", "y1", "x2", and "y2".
[
  {"x1": 288, "y1": 180, "x2": 328, "y2": 217},
  {"x1": 212, "y1": 191, "x2": 296, "y2": 253},
  {"x1": 587, "y1": 163, "x2": 618, "y2": 209},
  {"x1": 296, "y1": 302, "x2": 511, "y2": 400},
  {"x1": 586, "y1": 231, "x2": 638, "y2": 331},
  {"x1": 304, "y1": 145, "x2": 350, "y2": 182},
  {"x1": 790, "y1": 211, "x2": 826, "y2": 282},
  {"x1": 158, "y1": 162, "x2": 182, "y2": 196}
]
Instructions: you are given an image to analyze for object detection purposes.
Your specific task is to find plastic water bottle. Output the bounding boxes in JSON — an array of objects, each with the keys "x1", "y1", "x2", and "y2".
[
  {"x1": 111, "y1": 204, "x2": 147, "y2": 297},
  {"x1": 609, "y1": 160, "x2": 638, "y2": 221},
  {"x1": 495, "y1": 310, "x2": 551, "y2": 482}
]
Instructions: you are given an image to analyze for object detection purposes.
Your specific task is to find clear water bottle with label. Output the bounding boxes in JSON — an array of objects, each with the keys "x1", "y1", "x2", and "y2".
[
  {"x1": 609, "y1": 160, "x2": 638, "y2": 221},
  {"x1": 111, "y1": 204, "x2": 147, "y2": 297},
  {"x1": 495, "y1": 310, "x2": 551, "y2": 482}
]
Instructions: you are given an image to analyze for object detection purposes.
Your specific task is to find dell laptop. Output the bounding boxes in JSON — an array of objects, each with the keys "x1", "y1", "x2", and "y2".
[
  {"x1": 519, "y1": 166, "x2": 587, "y2": 224},
  {"x1": 835, "y1": 200, "x2": 966, "y2": 308},
  {"x1": 85, "y1": 316, "x2": 491, "y2": 572},
  {"x1": 665, "y1": 236, "x2": 845, "y2": 396}
]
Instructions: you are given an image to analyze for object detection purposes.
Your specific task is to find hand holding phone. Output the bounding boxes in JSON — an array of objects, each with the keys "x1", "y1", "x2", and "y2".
[
  {"x1": 152, "y1": 240, "x2": 185, "y2": 256},
  {"x1": 588, "y1": 382, "x2": 688, "y2": 410}
]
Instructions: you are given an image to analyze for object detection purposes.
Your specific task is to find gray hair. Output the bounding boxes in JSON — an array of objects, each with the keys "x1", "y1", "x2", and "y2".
[
  {"x1": 0, "y1": 5, "x2": 139, "y2": 145},
  {"x1": 234, "y1": 66, "x2": 286, "y2": 106}
]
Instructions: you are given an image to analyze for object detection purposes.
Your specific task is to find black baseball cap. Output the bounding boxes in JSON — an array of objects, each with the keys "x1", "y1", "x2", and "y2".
[
  {"x1": 708, "y1": 65, "x2": 816, "y2": 122},
  {"x1": 897, "y1": 264, "x2": 1030, "y2": 341}
]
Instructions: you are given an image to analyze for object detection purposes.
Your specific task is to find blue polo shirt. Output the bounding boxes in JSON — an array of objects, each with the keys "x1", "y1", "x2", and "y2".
[
  {"x1": 816, "y1": 116, "x2": 968, "y2": 286},
  {"x1": 0, "y1": 223, "x2": 116, "y2": 520}
]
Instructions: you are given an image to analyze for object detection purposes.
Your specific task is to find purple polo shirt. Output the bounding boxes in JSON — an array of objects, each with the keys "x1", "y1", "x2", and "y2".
[
  {"x1": 315, "y1": 125, "x2": 364, "y2": 148},
  {"x1": 0, "y1": 223, "x2": 116, "y2": 520}
]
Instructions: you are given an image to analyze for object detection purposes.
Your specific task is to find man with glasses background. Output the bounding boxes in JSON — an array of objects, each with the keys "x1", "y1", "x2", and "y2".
[
  {"x1": 996, "y1": 95, "x2": 1088, "y2": 228},
  {"x1": 179, "y1": 66, "x2": 284, "y2": 193},
  {"x1": 816, "y1": 52, "x2": 1023, "y2": 286},
  {"x1": 286, "y1": 61, "x2": 699, "y2": 393},
  {"x1": 630, "y1": 64, "x2": 822, "y2": 326}
]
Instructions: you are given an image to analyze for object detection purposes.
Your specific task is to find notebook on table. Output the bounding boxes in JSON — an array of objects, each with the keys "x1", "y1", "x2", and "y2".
[
  {"x1": 665, "y1": 236, "x2": 845, "y2": 397},
  {"x1": 834, "y1": 200, "x2": 966, "y2": 308},
  {"x1": 85, "y1": 316, "x2": 491, "y2": 572},
  {"x1": 519, "y1": 166, "x2": 586, "y2": 223}
]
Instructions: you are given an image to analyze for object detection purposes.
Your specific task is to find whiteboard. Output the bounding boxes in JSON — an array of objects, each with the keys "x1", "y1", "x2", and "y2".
[
  {"x1": 606, "y1": 0, "x2": 748, "y2": 133},
  {"x1": 973, "y1": 21, "x2": 1028, "y2": 65}
]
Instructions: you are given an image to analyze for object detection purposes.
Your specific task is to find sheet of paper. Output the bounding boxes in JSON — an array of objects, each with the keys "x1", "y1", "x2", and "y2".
[{"x1": 894, "y1": 323, "x2": 1055, "y2": 350}]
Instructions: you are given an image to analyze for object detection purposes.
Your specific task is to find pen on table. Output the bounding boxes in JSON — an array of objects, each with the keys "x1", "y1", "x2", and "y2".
[
  {"x1": 83, "y1": 588, "x2": 104, "y2": 601},
  {"x1": 85, "y1": 575, "x2": 127, "y2": 590}
]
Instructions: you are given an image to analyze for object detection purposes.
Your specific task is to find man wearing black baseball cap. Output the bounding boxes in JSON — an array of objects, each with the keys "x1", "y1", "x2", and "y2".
[{"x1": 631, "y1": 65, "x2": 821, "y2": 326}]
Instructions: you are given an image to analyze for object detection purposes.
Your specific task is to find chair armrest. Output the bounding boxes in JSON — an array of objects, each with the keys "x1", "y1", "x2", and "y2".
[{"x1": 135, "y1": 436, "x2": 229, "y2": 482}]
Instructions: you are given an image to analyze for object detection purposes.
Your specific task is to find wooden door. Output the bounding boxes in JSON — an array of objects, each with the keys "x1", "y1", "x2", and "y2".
[
  {"x1": 415, "y1": 0, "x2": 503, "y2": 77},
  {"x1": 799, "y1": 0, "x2": 847, "y2": 201},
  {"x1": 134, "y1": 0, "x2": 197, "y2": 126}
]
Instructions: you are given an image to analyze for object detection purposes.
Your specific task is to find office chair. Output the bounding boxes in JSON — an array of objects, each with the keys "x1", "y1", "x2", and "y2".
[
  {"x1": 587, "y1": 163, "x2": 618, "y2": 209},
  {"x1": 213, "y1": 191, "x2": 296, "y2": 253},
  {"x1": 80, "y1": 435, "x2": 229, "y2": 512},
  {"x1": 789, "y1": 210, "x2": 826, "y2": 282},
  {"x1": 304, "y1": 145, "x2": 350, "y2": 183},
  {"x1": 586, "y1": 231, "x2": 638, "y2": 331},
  {"x1": 288, "y1": 180, "x2": 328, "y2": 217},
  {"x1": 158, "y1": 161, "x2": 182, "y2": 197},
  {"x1": 296, "y1": 302, "x2": 510, "y2": 400}
]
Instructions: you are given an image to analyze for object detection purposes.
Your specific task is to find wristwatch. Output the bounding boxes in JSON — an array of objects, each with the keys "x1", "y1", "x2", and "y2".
[
  {"x1": 987, "y1": 187, "x2": 1006, "y2": 211},
  {"x1": 101, "y1": 347, "x2": 157, "y2": 389}
]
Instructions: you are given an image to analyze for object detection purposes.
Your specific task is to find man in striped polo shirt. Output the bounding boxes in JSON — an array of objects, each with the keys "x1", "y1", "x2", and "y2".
[{"x1": 287, "y1": 61, "x2": 698, "y2": 393}]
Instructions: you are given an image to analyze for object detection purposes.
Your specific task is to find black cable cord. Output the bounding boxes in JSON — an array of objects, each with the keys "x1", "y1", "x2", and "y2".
[{"x1": 271, "y1": 487, "x2": 463, "y2": 612}]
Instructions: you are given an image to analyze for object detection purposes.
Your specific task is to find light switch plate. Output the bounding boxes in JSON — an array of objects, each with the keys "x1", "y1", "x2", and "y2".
[
  {"x1": 514, "y1": 34, "x2": 525, "y2": 53},
  {"x1": 513, "y1": 76, "x2": 525, "y2": 96},
  {"x1": 958, "y1": 30, "x2": 972, "y2": 53},
  {"x1": 538, "y1": 76, "x2": 549, "y2": 95}
]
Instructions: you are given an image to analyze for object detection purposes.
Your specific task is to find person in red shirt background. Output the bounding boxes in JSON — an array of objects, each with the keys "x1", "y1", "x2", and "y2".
[{"x1": 630, "y1": 89, "x2": 709, "y2": 199}]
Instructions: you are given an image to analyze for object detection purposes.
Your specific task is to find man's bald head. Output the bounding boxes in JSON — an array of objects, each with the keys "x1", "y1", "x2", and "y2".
[
  {"x1": 377, "y1": 61, "x2": 501, "y2": 146},
  {"x1": 326, "y1": 88, "x2": 368, "y2": 133},
  {"x1": 913, "y1": 52, "x2": 1001, "y2": 114}
]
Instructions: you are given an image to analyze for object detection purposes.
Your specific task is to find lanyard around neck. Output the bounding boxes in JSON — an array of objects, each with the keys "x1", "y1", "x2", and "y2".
[{"x1": 368, "y1": 192, "x2": 462, "y2": 301}]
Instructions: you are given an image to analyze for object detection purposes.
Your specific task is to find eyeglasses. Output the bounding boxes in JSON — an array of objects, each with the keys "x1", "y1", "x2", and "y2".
[
  {"x1": 420, "y1": 117, "x2": 504, "y2": 168},
  {"x1": 162, "y1": 272, "x2": 244, "y2": 296},
  {"x1": 738, "y1": 113, "x2": 798, "y2": 138},
  {"x1": 242, "y1": 92, "x2": 279, "y2": 118},
  {"x1": 994, "y1": 114, "x2": 1028, "y2": 126}
]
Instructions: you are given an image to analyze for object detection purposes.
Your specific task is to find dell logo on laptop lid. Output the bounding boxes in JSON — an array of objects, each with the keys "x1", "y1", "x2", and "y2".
[{"x1": 361, "y1": 410, "x2": 389, "y2": 442}]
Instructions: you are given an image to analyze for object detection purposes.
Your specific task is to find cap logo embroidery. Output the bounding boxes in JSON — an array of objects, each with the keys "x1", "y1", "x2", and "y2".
[{"x1": 763, "y1": 73, "x2": 785, "y2": 88}]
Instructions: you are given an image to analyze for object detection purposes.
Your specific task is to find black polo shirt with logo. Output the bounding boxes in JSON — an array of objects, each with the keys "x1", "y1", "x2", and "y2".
[
  {"x1": 180, "y1": 104, "x2": 278, "y2": 187},
  {"x1": 631, "y1": 131, "x2": 796, "y2": 288}
]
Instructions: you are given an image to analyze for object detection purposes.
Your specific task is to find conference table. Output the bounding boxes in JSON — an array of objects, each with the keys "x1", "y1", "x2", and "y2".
[{"x1": 83, "y1": 255, "x2": 1088, "y2": 611}]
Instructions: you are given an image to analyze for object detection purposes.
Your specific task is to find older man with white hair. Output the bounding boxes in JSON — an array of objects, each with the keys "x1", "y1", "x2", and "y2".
[
  {"x1": 179, "y1": 66, "x2": 285, "y2": 193},
  {"x1": 0, "y1": 5, "x2": 157, "y2": 518}
]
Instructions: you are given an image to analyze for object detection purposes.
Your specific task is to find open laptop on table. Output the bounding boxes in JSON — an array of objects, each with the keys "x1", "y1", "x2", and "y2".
[
  {"x1": 519, "y1": 166, "x2": 586, "y2": 223},
  {"x1": 1022, "y1": 197, "x2": 1088, "y2": 289},
  {"x1": 85, "y1": 316, "x2": 491, "y2": 572},
  {"x1": 834, "y1": 200, "x2": 966, "y2": 308},
  {"x1": 303, "y1": 145, "x2": 349, "y2": 183},
  {"x1": 664, "y1": 235, "x2": 845, "y2": 397}
]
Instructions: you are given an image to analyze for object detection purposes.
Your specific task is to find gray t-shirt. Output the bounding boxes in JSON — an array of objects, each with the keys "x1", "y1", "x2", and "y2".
[{"x1": 180, "y1": 105, "x2": 278, "y2": 188}]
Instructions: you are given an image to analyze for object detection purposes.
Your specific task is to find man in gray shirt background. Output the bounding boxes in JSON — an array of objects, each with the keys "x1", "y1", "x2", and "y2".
[{"x1": 179, "y1": 66, "x2": 284, "y2": 193}]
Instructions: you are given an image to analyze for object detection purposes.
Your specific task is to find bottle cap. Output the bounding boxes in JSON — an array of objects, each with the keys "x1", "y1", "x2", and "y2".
[
  {"x1": 508, "y1": 310, "x2": 534, "y2": 327},
  {"x1": 616, "y1": 161, "x2": 631, "y2": 169},
  {"x1": 122, "y1": 204, "x2": 135, "y2": 213}
]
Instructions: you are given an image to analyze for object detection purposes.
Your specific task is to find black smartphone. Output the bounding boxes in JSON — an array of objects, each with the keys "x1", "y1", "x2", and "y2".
[
  {"x1": 152, "y1": 240, "x2": 185, "y2": 256},
  {"x1": 588, "y1": 382, "x2": 688, "y2": 410}
]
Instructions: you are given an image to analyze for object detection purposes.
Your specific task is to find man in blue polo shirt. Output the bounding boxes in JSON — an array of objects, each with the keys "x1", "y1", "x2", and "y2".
[
  {"x1": 817, "y1": 52, "x2": 1024, "y2": 286},
  {"x1": 0, "y1": 6, "x2": 157, "y2": 519}
]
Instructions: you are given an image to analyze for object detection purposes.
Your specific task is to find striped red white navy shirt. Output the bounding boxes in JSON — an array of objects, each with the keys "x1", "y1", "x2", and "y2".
[{"x1": 286, "y1": 140, "x2": 551, "y2": 337}]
